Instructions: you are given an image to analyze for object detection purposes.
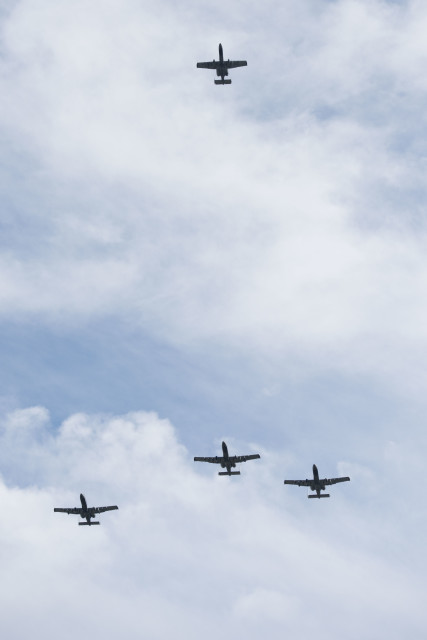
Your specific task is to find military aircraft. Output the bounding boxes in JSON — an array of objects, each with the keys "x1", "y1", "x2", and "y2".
[
  {"x1": 194, "y1": 441, "x2": 260, "y2": 475},
  {"x1": 284, "y1": 464, "x2": 350, "y2": 499},
  {"x1": 54, "y1": 493, "x2": 118, "y2": 525},
  {"x1": 197, "y1": 43, "x2": 247, "y2": 84}
]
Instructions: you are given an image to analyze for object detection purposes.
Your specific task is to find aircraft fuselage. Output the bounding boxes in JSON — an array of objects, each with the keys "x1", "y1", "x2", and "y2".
[
  {"x1": 221, "y1": 441, "x2": 236, "y2": 474},
  {"x1": 215, "y1": 43, "x2": 229, "y2": 79},
  {"x1": 310, "y1": 465, "x2": 327, "y2": 497},
  {"x1": 80, "y1": 493, "x2": 94, "y2": 524}
]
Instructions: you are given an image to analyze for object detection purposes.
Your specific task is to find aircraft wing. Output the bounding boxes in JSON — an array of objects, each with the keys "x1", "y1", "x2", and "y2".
[
  {"x1": 91, "y1": 505, "x2": 119, "y2": 514},
  {"x1": 197, "y1": 62, "x2": 219, "y2": 69},
  {"x1": 194, "y1": 456, "x2": 224, "y2": 464},
  {"x1": 54, "y1": 507, "x2": 82, "y2": 514},
  {"x1": 226, "y1": 60, "x2": 247, "y2": 69},
  {"x1": 284, "y1": 479, "x2": 312, "y2": 487},
  {"x1": 322, "y1": 476, "x2": 350, "y2": 486},
  {"x1": 230, "y1": 454, "x2": 260, "y2": 463}
]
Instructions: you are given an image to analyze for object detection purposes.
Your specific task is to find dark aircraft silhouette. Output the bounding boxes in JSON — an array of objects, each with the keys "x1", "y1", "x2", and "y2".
[
  {"x1": 54, "y1": 493, "x2": 118, "y2": 525},
  {"x1": 194, "y1": 441, "x2": 260, "y2": 475},
  {"x1": 284, "y1": 464, "x2": 350, "y2": 499},
  {"x1": 197, "y1": 43, "x2": 247, "y2": 84}
]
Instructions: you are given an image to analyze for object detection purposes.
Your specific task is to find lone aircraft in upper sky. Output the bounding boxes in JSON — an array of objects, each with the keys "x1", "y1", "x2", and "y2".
[
  {"x1": 194, "y1": 441, "x2": 260, "y2": 475},
  {"x1": 197, "y1": 44, "x2": 247, "y2": 84},
  {"x1": 284, "y1": 464, "x2": 350, "y2": 499},
  {"x1": 54, "y1": 493, "x2": 118, "y2": 525}
]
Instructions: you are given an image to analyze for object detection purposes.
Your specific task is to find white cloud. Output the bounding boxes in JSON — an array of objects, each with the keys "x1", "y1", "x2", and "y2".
[
  {"x1": 0, "y1": 0, "x2": 427, "y2": 395},
  {"x1": 0, "y1": 406, "x2": 425, "y2": 639}
]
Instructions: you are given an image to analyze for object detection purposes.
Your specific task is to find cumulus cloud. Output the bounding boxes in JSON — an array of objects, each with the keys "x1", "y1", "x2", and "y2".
[{"x1": 0, "y1": 406, "x2": 425, "y2": 639}]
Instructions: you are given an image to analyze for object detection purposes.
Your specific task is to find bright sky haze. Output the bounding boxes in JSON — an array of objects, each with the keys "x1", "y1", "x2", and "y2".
[{"x1": 0, "y1": 0, "x2": 427, "y2": 638}]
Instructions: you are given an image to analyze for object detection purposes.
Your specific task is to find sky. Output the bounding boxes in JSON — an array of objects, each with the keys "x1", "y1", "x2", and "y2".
[{"x1": 0, "y1": 0, "x2": 427, "y2": 637}]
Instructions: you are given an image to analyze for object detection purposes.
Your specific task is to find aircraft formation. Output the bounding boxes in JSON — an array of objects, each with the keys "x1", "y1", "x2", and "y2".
[
  {"x1": 53, "y1": 43, "x2": 350, "y2": 527},
  {"x1": 54, "y1": 441, "x2": 349, "y2": 526}
]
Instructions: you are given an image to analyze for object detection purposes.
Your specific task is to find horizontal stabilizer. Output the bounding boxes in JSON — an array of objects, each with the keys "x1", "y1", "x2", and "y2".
[
  {"x1": 215, "y1": 79, "x2": 232, "y2": 85},
  {"x1": 308, "y1": 494, "x2": 330, "y2": 499},
  {"x1": 79, "y1": 521, "x2": 100, "y2": 525},
  {"x1": 218, "y1": 471, "x2": 240, "y2": 476}
]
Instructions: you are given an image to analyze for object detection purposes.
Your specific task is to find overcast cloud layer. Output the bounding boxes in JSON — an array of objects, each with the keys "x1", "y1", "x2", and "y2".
[{"x1": 1, "y1": 0, "x2": 427, "y2": 638}]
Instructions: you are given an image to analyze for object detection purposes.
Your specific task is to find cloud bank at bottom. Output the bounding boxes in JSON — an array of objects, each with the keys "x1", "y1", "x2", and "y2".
[{"x1": 0, "y1": 407, "x2": 424, "y2": 640}]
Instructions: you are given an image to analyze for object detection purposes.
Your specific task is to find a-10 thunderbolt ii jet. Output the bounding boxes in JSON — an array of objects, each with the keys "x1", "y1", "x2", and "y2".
[
  {"x1": 194, "y1": 441, "x2": 260, "y2": 475},
  {"x1": 197, "y1": 43, "x2": 247, "y2": 84},
  {"x1": 54, "y1": 493, "x2": 118, "y2": 525},
  {"x1": 284, "y1": 464, "x2": 350, "y2": 499}
]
